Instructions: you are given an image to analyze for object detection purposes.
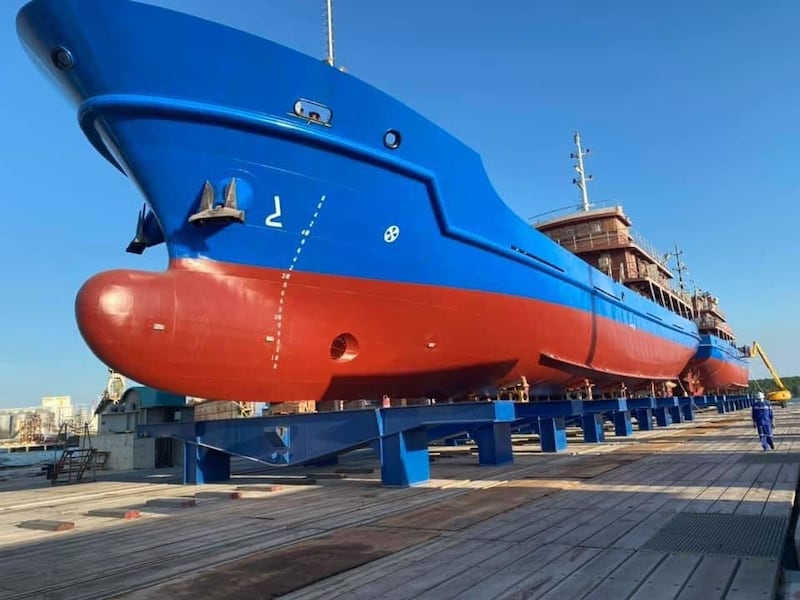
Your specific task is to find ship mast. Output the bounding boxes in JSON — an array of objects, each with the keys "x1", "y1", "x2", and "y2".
[
  {"x1": 570, "y1": 131, "x2": 593, "y2": 212},
  {"x1": 323, "y1": 0, "x2": 335, "y2": 67},
  {"x1": 673, "y1": 241, "x2": 687, "y2": 292}
]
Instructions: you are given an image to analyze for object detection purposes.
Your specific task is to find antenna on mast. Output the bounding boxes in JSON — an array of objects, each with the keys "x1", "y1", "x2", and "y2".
[
  {"x1": 323, "y1": 0, "x2": 335, "y2": 67},
  {"x1": 570, "y1": 131, "x2": 593, "y2": 212},
  {"x1": 673, "y1": 241, "x2": 688, "y2": 292}
]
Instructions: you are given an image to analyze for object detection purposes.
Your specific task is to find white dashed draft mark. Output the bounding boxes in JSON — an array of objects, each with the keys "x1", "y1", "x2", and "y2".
[{"x1": 271, "y1": 194, "x2": 327, "y2": 370}]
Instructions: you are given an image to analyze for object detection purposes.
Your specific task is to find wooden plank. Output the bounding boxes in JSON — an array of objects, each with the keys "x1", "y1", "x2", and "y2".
[
  {"x1": 582, "y1": 509, "x2": 653, "y2": 548},
  {"x1": 735, "y1": 481, "x2": 774, "y2": 516},
  {"x1": 287, "y1": 536, "x2": 466, "y2": 600},
  {"x1": 556, "y1": 508, "x2": 635, "y2": 546},
  {"x1": 675, "y1": 555, "x2": 739, "y2": 600},
  {"x1": 629, "y1": 552, "x2": 703, "y2": 600},
  {"x1": 683, "y1": 484, "x2": 727, "y2": 513},
  {"x1": 587, "y1": 549, "x2": 666, "y2": 599},
  {"x1": 725, "y1": 557, "x2": 780, "y2": 600},
  {"x1": 537, "y1": 548, "x2": 633, "y2": 599},
  {"x1": 412, "y1": 540, "x2": 560, "y2": 600},
  {"x1": 486, "y1": 545, "x2": 602, "y2": 598},
  {"x1": 372, "y1": 540, "x2": 518, "y2": 600},
  {"x1": 122, "y1": 526, "x2": 438, "y2": 600},
  {"x1": 763, "y1": 480, "x2": 795, "y2": 517},
  {"x1": 612, "y1": 511, "x2": 674, "y2": 550},
  {"x1": 374, "y1": 485, "x2": 559, "y2": 531},
  {"x1": 460, "y1": 544, "x2": 601, "y2": 598},
  {"x1": 333, "y1": 538, "x2": 497, "y2": 599}
]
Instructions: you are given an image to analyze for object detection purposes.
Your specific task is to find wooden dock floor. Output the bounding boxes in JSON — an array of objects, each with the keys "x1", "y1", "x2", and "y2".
[{"x1": 0, "y1": 404, "x2": 797, "y2": 599}]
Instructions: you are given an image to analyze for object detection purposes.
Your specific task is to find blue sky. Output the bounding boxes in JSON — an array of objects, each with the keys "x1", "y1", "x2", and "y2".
[{"x1": 0, "y1": 0, "x2": 797, "y2": 408}]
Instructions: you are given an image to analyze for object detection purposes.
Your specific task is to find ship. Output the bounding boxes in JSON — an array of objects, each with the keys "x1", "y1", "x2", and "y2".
[
  {"x1": 17, "y1": 0, "x2": 705, "y2": 403},
  {"x1": 687, "y1": 291, "x2": 750, "y2": 393},
  {"x1": 533, "y1": 135, "x2": 750, "y2": 396}
]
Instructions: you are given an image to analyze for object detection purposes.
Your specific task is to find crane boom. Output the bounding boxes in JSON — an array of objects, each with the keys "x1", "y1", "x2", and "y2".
[{"x1": 749, "y1": 341, "x2": 791, "y2": 405}]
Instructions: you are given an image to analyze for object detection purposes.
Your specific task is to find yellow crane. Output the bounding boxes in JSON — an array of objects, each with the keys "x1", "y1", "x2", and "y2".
[{"x1": 749, "y1": 341, "x2": 792, "y2": 406}]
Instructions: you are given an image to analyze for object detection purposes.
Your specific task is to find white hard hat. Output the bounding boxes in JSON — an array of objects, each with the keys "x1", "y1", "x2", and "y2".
[{"x1": 756, "y1": 392, "x2": 765, "y2": 401}]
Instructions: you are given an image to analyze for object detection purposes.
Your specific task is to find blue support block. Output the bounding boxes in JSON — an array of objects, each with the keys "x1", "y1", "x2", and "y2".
[
  {"x1": 473, "y1": 422, "x2": 514, "y2": 466},
  {"x1": 539, "y1": 417, "x2": 568, "y2": 452},
  {"x1": 380, "y1": 427, "x2": 430, "y2": 487},
  {"x1": 369, "y1": 438, "x2": 382, "y2": 461},
  {"x1": 681, "y1": 402, "x2": 695, "y2": 421},
  {"x1": 582, "y1": 413, "x2": 605, "y2": 443},
  {"x1": 142, "y1": 400, "x2": 518, "y2": 489},
  {"x1": 669, "y1": 405, "x2": 684, "y2": 424},
  {"x1": 513, "y1": 421, "x2": 538, "y2": 434},
  {"x1": 635, "y1": 408, "x2": 653, "y2": 431},
  {"x1": 614, "y1": 411, "x2": 633, "y2": 436},
  {"x1": 654, "y1": 407, "x2": 671, "y2": 427},
  {"x1": 716, "y1": 401, "x2": 727, "y2": 414},
  {"x1": 184, "y1": 440, "x2": 230, "y2": 484},
  {"x1": 444, "y1": 433, "x2": 470, "y2": 446}
]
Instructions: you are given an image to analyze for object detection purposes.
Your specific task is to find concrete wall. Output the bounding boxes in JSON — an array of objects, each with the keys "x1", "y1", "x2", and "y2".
[
  {"x1": 92, "y1": 432, "x2": 137, "y2": 470},
  {"x1": 92, "y1": 432, "x2": 183, "y2": 471}
]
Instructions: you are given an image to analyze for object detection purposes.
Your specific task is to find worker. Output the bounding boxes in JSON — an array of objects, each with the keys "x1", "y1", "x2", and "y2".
[{"x1": 752, "y1": 392, "x2": 775, "y2": 451}]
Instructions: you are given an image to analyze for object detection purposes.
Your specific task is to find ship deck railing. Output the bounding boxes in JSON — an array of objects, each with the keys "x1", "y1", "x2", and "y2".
[{"x1": 528, "y1": 201, "x2": 623, "y2": 225}]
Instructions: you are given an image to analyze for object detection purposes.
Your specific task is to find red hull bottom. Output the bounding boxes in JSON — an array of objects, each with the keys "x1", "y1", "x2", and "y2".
[
  {"x1": 75, "y1": 259, "x2": 695, "y2": 402},
  {"x1": 692, "y1": 356, "x2": 749, "y2": 393}
]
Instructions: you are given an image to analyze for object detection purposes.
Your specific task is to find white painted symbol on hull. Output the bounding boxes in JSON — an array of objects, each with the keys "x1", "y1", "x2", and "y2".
[
  {"x1": 266, "y1": 195, "x2": 283, "y2": 228},
  {"x1": 384, "y1": 225, "x2": 400, "y2": 243}
]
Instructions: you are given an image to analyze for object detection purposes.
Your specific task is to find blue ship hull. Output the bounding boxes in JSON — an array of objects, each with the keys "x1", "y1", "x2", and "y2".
[
  {"x1": 17, "y1": 0, "x2": 702, "y2": 402},
  {"x1": 691, "y1": 334, "x2": 749, "y2": 392}
]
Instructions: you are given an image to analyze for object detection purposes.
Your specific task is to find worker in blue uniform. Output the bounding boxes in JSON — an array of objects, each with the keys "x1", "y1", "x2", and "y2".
[{"x1": 752, "y1": 392, "x2": 775, "y2": 451}]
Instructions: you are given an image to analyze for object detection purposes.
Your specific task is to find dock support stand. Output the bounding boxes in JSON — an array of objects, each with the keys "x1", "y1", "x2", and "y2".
[
  {"x1": 716, "y1": 401, "x2": 727, "y2": 414},
  {"x1": 614, "y1": 411, "x2": 633, "y2": 436},
  {"x1": 539, "y1": 417, "x2": 568, "y2": 453},
  {"x1": 682, "y1": 403, "x2": 695, "y2": 421},
  {"x1": 184, "y1": 440, "x2": 230, "y2": 485},
  {"x1": 669, "y1": 406, "x2": 684, "y2": 424},
  {"x1": 654, "y1": 407, "x2": 671, "y2": 427},
  {"x1": 473, "y1": 423, "x2": 514, "y2": 466},
  {"x1": 635, "y1": 409, "x2": 653, "y2": 431},
  {"x1": 307, "y1": 454, "x2": 339, "y2": 467},
  {"x1": 380, "y1": 427, "x2": 430, "y2": 487},
  {"x1": 582, "y1": 414, "x2": 605, "y2": 443}
]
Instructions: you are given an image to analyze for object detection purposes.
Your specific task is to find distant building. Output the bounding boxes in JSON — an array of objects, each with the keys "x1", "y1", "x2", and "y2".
[{"x1": 41, "y1": 395, "x2": 73, "y2": 430}]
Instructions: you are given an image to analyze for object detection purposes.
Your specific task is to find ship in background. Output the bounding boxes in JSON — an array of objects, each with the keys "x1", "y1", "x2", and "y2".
[
  {"x1": 688, "y1": 291, "x2": 750, "y2": 393},
  {"x1": 17, "y1": 0, "x2": 708, "y2": 403},
  {"x1": 535, "y1": 133, "x2": 749, "y2": 396}
]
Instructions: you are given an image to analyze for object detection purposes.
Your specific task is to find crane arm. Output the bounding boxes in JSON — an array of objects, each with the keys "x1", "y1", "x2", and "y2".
[{"x1": 749, "y1": 342, "x2": 788, "y2": 391}]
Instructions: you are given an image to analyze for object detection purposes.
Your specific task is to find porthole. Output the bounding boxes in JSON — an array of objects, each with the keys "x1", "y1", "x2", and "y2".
[{"x1": 51, "y1": 46, "x2": 74, "y2": 71}]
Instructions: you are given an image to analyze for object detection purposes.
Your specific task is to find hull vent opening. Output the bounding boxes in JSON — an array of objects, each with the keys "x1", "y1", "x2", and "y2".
[{"x1": 330, "y1": 333, "x2": 359, "y2": 362}]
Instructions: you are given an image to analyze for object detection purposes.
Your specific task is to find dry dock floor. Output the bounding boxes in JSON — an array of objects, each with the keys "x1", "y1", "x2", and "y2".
[{"x1": 0, "y1": 403, "x2": 798, "y2": 599}]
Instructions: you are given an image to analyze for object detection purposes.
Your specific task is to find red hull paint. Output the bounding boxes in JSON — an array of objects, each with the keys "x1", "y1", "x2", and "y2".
[
  {"x1": 692, "y1": 356, "x2": 749, "y2": 392},
  {"x1": 75, "y1": 259, "x2": 696, "y2": 402}
]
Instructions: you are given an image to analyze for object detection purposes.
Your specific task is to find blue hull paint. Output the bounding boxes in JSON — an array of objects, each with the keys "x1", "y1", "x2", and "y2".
[
  {"x1": 695, "y1": 334, "x2": 748, "y2": 366},
  {"x1": 17, "y1": 0, "x2": 702, "y2": 390}
]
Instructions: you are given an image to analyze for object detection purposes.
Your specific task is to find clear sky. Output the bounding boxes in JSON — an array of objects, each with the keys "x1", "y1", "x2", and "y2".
[{"x1": 0, "y1": 0, "x2": 797, "y2": 408}]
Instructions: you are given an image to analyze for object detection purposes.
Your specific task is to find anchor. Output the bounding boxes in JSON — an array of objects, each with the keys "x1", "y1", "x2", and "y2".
[
  {"x1": 126, "y1": 203, "x2": 165, "y2": 254},
  {"x1": 188, "y1": 179, "x2": 245, "y2": 225}
]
